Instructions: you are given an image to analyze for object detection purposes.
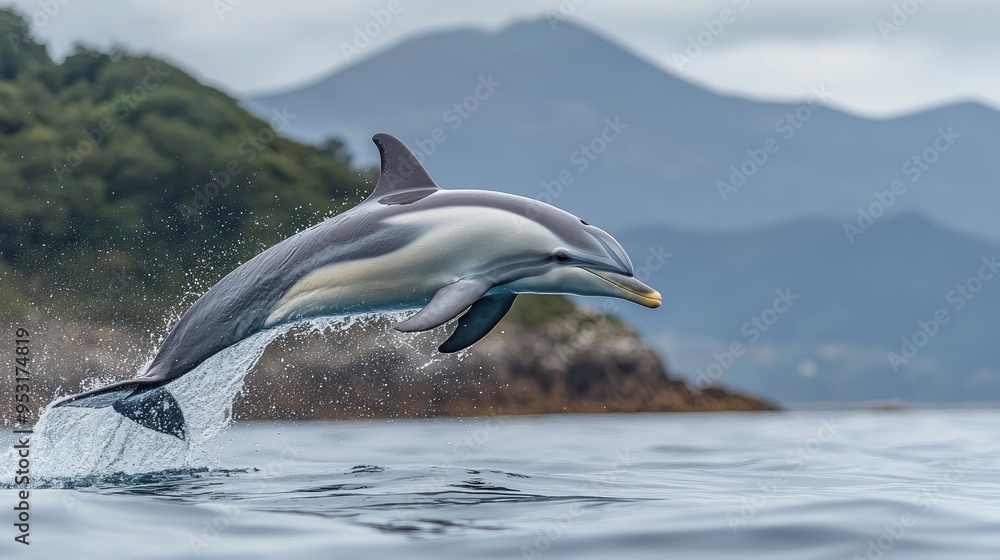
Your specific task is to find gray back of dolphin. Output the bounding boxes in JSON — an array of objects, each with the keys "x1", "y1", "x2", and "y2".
[{"x1": 50, "y1": 133, "x2": 660, "y2": 439}]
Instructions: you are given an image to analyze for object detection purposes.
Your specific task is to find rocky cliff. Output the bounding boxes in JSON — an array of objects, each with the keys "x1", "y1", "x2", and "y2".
[
  {"x1": 22, "y1": 296, "x2": 776, "y2": 421},
  {"x1": 235, "y1": 295, "x2": 776, "y2": 418}
]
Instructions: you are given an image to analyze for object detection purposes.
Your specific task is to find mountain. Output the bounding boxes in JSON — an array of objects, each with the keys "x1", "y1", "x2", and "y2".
[
  {"x1": 609, "y1": 214, "x2": 1000, "y2": 403},
  {"x1": 245, "y1": 18, "x2": 1000, "y2": 244}
]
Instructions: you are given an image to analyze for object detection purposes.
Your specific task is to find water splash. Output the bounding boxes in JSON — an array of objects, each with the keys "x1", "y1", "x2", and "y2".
[
  {"x1": 0, "y1": 314, "x2": 411, "y2": 482},
  {"x1": 0, "y1": 325, "x2": 291, "y2": 481}
]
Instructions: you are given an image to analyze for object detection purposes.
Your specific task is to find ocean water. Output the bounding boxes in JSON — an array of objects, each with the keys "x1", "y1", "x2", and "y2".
[
  {"x1": 1, "y1": 325, "x2": 997, "y2": 559},
  {"x1": 0, "y1": 409, "x2": 998, "y2": 559}
]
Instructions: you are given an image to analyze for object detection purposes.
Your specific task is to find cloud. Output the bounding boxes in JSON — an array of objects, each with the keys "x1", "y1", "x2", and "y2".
[{"x1": 3, "y1": 0, "x2": 998, "y2": 116}]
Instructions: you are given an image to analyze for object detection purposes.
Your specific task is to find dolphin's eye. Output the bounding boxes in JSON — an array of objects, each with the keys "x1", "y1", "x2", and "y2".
[{"x1": 553, "y1": 251, "x2": 571, "y2": 263}]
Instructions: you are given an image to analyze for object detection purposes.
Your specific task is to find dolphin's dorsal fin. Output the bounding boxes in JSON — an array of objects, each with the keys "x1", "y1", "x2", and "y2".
[{"x1": 369, "y1": 133, "x2": 440, "y2": 201}]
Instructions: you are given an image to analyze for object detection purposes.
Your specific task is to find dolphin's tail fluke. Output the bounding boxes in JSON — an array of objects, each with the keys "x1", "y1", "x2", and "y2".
[
  {"x1": 50, "y1": 379, "x2": 187, "y2": 440},
  {"x1": 112, "y1": 387, "x2": 186, "y2": 440}
]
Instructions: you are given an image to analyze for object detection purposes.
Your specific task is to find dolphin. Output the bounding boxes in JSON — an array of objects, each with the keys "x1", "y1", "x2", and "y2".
[{"x1": 50, "y1": 133, "x2": 661, "y2": 439}]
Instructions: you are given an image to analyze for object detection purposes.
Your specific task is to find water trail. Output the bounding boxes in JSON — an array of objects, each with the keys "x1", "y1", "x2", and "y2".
[{"x1": 0, "y1": 315, "x2": 386, "y2": 482}]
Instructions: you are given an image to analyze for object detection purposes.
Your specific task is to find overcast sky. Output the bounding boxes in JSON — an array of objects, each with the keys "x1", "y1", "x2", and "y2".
[{"x1": 6, "y1": 0, "x2": 998, "y2": 118}]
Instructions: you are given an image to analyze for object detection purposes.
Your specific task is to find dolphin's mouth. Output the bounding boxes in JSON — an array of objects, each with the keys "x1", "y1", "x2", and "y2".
[{"x1": 581, "y1": 268, "x2": 662, "y2": 308}]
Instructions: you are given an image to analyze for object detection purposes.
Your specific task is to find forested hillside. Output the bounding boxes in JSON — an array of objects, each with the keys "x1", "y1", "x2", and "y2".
[{"x1": 0, "y1": 9, "x2": 368, "y2": 323}]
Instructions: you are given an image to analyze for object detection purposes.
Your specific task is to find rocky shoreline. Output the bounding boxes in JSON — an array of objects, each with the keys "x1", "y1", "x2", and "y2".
[{"x1": 23, "y1": 296, "x2": 776, "y2": 421}]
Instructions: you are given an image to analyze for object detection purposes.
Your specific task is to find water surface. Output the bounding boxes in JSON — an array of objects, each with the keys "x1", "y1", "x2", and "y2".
[{"x1": 1, "y1": 409, "x2": 997, "y2": 559}]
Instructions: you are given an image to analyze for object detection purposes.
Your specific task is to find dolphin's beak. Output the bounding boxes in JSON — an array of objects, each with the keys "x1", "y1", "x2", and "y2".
[{"x1": 581, "y1": 268, "x2": 662, "y2": 308}]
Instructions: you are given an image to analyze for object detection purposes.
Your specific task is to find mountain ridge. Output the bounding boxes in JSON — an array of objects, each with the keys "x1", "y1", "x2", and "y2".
[{"x1": 245, "y1": 17, "x2": 1000, "y2": 243}]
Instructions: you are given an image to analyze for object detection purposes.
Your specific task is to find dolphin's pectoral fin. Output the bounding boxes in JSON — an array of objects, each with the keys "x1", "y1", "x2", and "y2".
[
  {"x1": 394, "y1": 278, "x2": 493, "y2": 333},
  {"x1": 112, "y1": 387, "x2": 187, "y2": 440},
  {"x1": 368, "y1": 133, "x2": 441, "y2": 201},
  {"x1": 439, "y1": 294, "x2": 517, "y2": 353}
]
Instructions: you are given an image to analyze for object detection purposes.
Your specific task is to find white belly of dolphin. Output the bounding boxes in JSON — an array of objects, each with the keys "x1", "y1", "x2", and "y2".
[
  {"x1": 264, "y1": 256, "x2": 442, "y2": 325},
  {"x1": 265, "y1": 206, "x2": 554, "y2": 327}
]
